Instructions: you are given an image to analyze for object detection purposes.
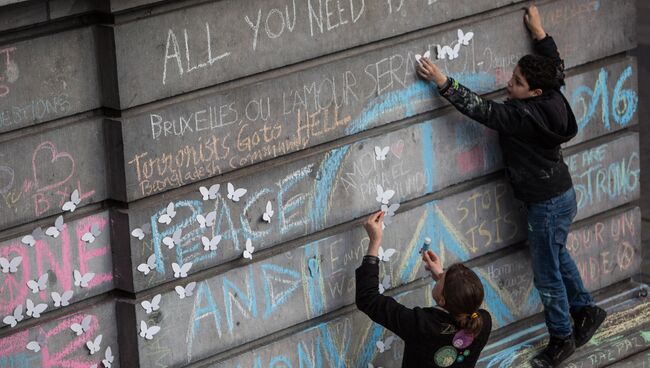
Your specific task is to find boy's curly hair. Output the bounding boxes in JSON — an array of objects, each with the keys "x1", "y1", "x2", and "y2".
[{"x1": 517, "y1": 54, "x2": 565, "y2": 92}]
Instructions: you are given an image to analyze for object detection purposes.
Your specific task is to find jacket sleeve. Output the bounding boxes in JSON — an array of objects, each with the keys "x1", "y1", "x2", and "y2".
[
  {"x1": 533, "y1": 35, "x2": 566, "y2": 86},
  {"x1": 438, "y1": 78, "x2": 530, "y2": 136},
  {"x1": 355, "y1": 260, "x2": 421, "y2": 341}
]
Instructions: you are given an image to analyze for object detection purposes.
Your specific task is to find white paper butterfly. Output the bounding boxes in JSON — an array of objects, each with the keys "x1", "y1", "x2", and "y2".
[
  {"x1": 139, "y1": 320, "x2": 161, "y2": 340},
  {"x1": 158, "y1": 202, "x2": 177, "y2": 225},
  {"x1": 457, "y1": 28, "x2": 474, "y2": 46},
  {"x1": 439, "y1": 43, "x2": 462, "y2": 60},
  {"x1": 375, "y1": 185, "x2": 395, "y2": 205},
  {"x1": 26, "y1": 298, "x2": 47, "y2": 318},
  {"x1": 376, "y1": 335, "x2": 396, "y2": 353},
  {"x1": 137, "y1": 254, "x2": 157, "y2": 276},
  {"x1": 71, "y1": 315, "x2": 92, "y2": 336},
  {"x1": 202, "y1": 235, "x2": 221, "y2": 251},
  {"x1": 27, "y1": 273, "x2": 49, "y2": 293},
  {"x1": 415, "y1": 50, "x2": 431, "y2": 65},
  {"x1": 131, "y1": 223, "x2": 151, "y2": 240},
  {"x1": 26, "y1": 341, "x2": 41, "y2": 353},
  {"x1": 199, "y1": 184, "x2": 220, "y2": 200},
  {"x1": 374, "y1": 146, "x2": 390, "y2": 161},
  {"x1": 141, "y1": 294, "x2": 161, "y2": 314},
  {"x1": 86, "y1": 334, "x2": 102, "y2": 355},
  {"x1": 378, "y1": 275, "x2": 391, "y2": 294},
  {"x1": 262, "y1": 201, "x2": 274, "y2": 223},
  {"x1": 175, "y1": 281, "x2": 197, "y2": 299},
  {"x1": 21, "y1": 227, "x2": 44, "y2": 247},
  {"x1": 196, "y1": 211, "x2": 216, "y2": 228},
  {"x1": 242, "y1": 238, "x2": 254, "y2": 260},
  {"x1": 381, "y1": 203, "x2": 400, "y2": 225},
  {"x1": 74, "y1": 270, "x2": 95, "y2": 288},
  {"x1": 378, "y1": 247, "x2": 396, "y2": 262},
  {"x1": 62, "y1": 189, "x2": 81, "y2": 212},
  {"x1": 162, "y1": 228, "x2": 182, "y2": 249},
  {"x1": 172, "y1": 262, "x2": 192, "y2": 278},
  {"x1": 227, "y1": 182, "x2": 247, "y2": 202},
  {"x1": 102, "y1": 346, "x2": 115, "y2": 368},
  {"x1": 45, "y1": 215, "x2": 65, "y2": 238},
  {"x1": 51, "y1": 290, "x2": 73, "y2": 307},
  {"x1": 3, "y1": 304, "x2": 24, "y2": 327},
  {"x1": 81, "y1": 224, "x2": 101, "y2": 244},
  {"x1": 0, "y1": 256, "x2": 22, "y2": 273}
]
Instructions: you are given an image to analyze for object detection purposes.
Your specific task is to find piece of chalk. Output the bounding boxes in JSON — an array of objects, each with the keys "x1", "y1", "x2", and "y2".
[{"x1": 420, "y1": 237, "x2": 432, "y2": 254}]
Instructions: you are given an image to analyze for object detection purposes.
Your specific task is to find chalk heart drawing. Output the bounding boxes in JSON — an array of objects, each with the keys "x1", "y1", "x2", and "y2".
[
  {"x1": 391, "y1": 140, "x2": 405, "y2": 158},
  {"x1": 31, "y1": 141, "x2": 75, "y2": 192}
]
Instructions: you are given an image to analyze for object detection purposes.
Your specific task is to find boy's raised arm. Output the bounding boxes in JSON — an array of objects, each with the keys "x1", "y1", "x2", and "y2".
[{"x1": 525, "y1": 5, "x2": 565, "y2": 84}]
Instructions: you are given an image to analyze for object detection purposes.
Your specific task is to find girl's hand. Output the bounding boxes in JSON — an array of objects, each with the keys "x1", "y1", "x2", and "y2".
[
  {"x1": 422, "y1": 250, "x2": 444, "y2": 281},
  {"x1": 417, "y1": 58, "x2": 448, "y2": 87},
  {"x1": 524, "y1": 5, "x2": 546, "y2": 40},
  {"x1": 364, "y1": 211, "x2": 384, "y2": 247}
]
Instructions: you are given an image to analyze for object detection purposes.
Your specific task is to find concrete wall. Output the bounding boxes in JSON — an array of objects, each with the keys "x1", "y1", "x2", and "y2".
[{"x1": 0, "y1": 0, "x2": 644, "y2": 367}]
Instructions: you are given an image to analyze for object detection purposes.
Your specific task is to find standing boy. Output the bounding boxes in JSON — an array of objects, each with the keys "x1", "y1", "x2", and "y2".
[{"x1": 416, "y1": 5, "x2": 607, "y2": 368}]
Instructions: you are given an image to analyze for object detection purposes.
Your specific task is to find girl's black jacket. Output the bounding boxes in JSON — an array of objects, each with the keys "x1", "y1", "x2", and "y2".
[{"x1": 356, "y1": 259, "x2": 492, "y2": 367}]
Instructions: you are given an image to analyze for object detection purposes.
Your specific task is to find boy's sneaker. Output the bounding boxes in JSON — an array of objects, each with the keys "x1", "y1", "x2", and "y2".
[
  {"x1": 530, "y1": 335, "x2": 576, "y2": 368},
  {"x1": 571, "y1": 305, "x2": 607, "y2": 347}
]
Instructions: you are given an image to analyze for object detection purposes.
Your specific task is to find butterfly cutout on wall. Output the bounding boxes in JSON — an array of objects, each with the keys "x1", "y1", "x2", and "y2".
[
  {"x1": 74, "y1": 270, "x2": 95, "y2": 288},
  {"x1": 162, "y1": 228, "x2": 182, "y2": 249},
  {"x1": 158, "y1": 202, "x2": 177, "y2": 225},
  {"x1": 81, "y1": 224, "x2": 101, "y2": 244},
  {"x1": 227, "y1": 183, "x2": 247, "y2": 202},
  {"x1": 196, "y1": 211, "x2": 216, "y2": 228},
  {"x1": 172, "y1": 262, "x2": 192, "y2": 278},
  {"x1": 21, "y1": 227, "x2": 44, "y2": 247},
  {"x1": 86, "y1": 334, "x2": 103, "y2": 355},
  {"x1": 141, "y1": 294, "x2": 161, "y2": 314},
  {"x1": 27, "y1": 273, "x2": 49, "y2": 293},
  {"x1": 137, "y1": 254, "x2": 157, "y2": 276},
  {"x1": 62, "y1": 189, "x2": 81, "y2": 212},
  {"x1": 45, "y1": 215, "x2": 64, "y2": 238},
  {"x1": 140, "y1": 321, "x2": 161, "y2": 340},
  {"x1": 131, "y1": 223, "x2": 151, "y2": 240},
  {"x1": 262, "y1": 201, "x2": 274, "y2": 223},
  {"x1": 175, "y1": 281, "x2": 197, "y2": 299},
  {"x1": 375, "y1": 185, "x2": 395, "y2": 205},
  {"x1": 199, "y1": 184, "x2": 220, "y2": 200},
  {"x1": 26, "y1": 299, "x2": 47, "y2": 318},
  {"x1": 71, "y1": 315, "x2": 92, "y2": 336},
  {"x1": 243, "y1": 238, "x2": 255, "y2": 260},
  {"x1": 202, "y1": 235, "x2": 221, "y2": 251},
  {"x1": 51, "y1": 290, "x2": 74, "y2": 307},
  {"x1": 0, "y1": 256, "x2": 22, "y2": 273},
  {"x1": 3, "y1": 304, "x2": 24, "y2": 327}
]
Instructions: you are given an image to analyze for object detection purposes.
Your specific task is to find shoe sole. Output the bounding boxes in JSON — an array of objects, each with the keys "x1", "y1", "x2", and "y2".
[{"x1": 575, "y1": 308, "x2": 607, "y2": 348}]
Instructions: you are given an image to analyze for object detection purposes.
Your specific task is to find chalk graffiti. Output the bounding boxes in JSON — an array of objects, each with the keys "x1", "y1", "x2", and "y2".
[
  {"x1": 0, "y1": 213, "x2": 113, "y2": 317},
  {"x1": 570, "y1": 65, "x2": 637, "y2": 132}
]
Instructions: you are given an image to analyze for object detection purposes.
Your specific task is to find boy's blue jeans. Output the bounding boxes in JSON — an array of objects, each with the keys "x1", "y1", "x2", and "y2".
[{"x1": 526, "y1": 187, "x2": 594, "y2": 337}]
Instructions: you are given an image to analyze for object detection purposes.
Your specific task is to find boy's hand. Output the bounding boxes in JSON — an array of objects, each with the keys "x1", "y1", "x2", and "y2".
[
  {"x1": 524, "y1": 5, "x2": 546, "y2": 40},
  {"x1": 364, "y1": 211, "x2": 384, "y2": 252},
  {"x1": 417, "y1": 58, "x2": 448, "y2": 88},
  {"x1": 422, "y1": 250, "x2": 444, "y2": 281}
]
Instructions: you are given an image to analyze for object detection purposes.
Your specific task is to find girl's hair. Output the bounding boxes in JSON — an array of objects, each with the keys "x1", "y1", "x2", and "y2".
[
  {"x1": 517, "y1": 54, "x2": 565, "y2": 92},
  {"x1": 442, "y1": 263, "x2": 485, "y2": 337}
]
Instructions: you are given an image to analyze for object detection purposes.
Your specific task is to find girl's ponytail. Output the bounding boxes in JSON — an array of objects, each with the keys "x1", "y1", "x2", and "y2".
[
  {"x1": 454, "y1": 311, "x2": 483, "y2": 337},
  {"x1": 442, "y1": 264, "x2": 486, "y2": 338}
]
